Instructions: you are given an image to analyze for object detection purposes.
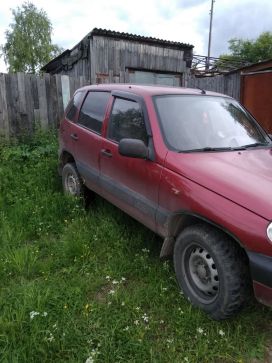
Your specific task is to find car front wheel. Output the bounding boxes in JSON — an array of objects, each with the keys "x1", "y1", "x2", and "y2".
[{"x1": 174, "y1": 224, "x2": 250, "y2": 320}]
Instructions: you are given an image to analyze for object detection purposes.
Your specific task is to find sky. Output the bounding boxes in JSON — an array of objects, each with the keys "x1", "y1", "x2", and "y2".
[{"x1": 0, "y1": 0, "x2": 272, "y2": 72}]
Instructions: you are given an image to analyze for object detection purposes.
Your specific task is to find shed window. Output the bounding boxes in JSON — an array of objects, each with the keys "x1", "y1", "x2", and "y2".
[{"x1": 78, "y1": 92, "x2": 110, "y2": 133}]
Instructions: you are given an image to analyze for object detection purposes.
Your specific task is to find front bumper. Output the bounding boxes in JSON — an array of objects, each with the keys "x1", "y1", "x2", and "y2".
[{"x1": 247, "y1": 251, "x2": 272, "y2": 307}]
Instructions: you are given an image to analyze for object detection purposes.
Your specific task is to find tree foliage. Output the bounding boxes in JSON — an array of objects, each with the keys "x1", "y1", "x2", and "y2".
[
  {"x1": 1, "y1": 2, "x2": 63, "y2": 74},
  {"x1": 219, "y1": 31, "x2": 272, "y2": 66}
]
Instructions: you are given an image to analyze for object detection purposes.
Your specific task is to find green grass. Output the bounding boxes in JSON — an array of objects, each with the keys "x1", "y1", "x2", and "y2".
[{"x1": 0, "y1": 132, "x2": 272, "y2": 363}]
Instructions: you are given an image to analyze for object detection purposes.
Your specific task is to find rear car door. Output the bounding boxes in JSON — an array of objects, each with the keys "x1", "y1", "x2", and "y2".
[
  {"x1": 72, "y1": 91, "x2": 111, "y2": 192},
  {"x1": 100, "y1": 92, "x2": 162, "y2": 232}
]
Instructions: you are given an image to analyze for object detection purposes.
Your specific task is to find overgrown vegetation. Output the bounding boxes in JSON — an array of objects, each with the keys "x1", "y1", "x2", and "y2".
[{"x1": 0, "y1": 132, "x2": 272, "y2": 363}]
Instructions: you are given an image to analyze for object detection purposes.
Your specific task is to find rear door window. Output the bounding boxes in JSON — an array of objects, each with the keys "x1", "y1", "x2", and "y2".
[
  {"x1": 78, "y1": 91, "x2": 110, "y2": 134},
  {"x1": 66, "y1": 91, "x2": 84, "y2": 121}
]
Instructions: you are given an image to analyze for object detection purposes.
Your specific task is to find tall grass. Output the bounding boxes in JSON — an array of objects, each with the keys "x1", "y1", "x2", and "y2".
[{"x1": 0, "y1": 132, "x2": 271, "y2": 363}]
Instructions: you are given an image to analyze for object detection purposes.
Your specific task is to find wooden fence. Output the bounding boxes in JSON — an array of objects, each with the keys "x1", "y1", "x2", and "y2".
[
  {"x1": 0, "y1": 73, "x2": 89, "y2": 139},
  {"x1": 185, "y1": 72, "x2": 241, "y2": 101},
  {"x1": 0, "y1": 71, "x2": 242, "y2": 140}
]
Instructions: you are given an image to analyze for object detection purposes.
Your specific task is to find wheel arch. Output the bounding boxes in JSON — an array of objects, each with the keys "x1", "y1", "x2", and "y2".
[
  {"x1": 58, "y1": 150, "x2": 76, "y2": 175},
  {"x1": 160, "y1": 211, "x2": 246, "y2": 260}
]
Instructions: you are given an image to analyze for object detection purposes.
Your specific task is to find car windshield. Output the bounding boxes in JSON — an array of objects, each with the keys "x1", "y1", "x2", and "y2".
[{"x1": 154, "y1": 95, "x2": 269, "y2": 152}]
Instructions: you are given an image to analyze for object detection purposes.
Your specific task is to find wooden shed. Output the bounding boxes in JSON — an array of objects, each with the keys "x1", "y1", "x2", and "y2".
[{"x1": 42, "y1": 28, "x2": 194, "y2": 87}]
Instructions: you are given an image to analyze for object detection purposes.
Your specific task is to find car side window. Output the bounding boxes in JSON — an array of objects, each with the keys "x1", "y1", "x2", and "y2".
[
  {"x1": 78, "y1": 91, "x2": 110, "y2": 134},
  {"x1": 108, "y1": 98, "x2": 148, "y2": 145},
  {"x1": 66, "y1": 91, "x2": 83, "y2": 121}
]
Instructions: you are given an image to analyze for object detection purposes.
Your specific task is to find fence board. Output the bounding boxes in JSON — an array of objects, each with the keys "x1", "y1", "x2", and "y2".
[{"x1": 0, "y1": 73, "x2": 88, "y2": 139}]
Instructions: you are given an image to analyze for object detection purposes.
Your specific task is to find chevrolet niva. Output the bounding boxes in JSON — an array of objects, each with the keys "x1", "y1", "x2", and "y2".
[{"x1": 58, "y1": 84, "x2": 272, "y2": 319}]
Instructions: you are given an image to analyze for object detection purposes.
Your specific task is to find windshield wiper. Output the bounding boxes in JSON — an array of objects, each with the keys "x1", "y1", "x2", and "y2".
[
  {"x1": 242, "y1": 142, "x2": 269, "y2": 148},
  {"x1": 179, "y1": 146, "x2": 246, "y2": 153}
]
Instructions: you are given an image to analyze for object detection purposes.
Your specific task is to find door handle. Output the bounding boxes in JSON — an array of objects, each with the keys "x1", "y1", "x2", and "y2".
[
  {"x1": 70, "y1": 133, "x2": 78, "y2": 141},
  {"x1": 101, "y1": 149, "x2": 112, "y2": 158}
]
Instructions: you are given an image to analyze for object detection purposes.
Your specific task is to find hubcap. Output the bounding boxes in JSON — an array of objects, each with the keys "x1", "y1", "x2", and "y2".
[
  {"x1": 188, "y1": 246, "x2": 219, "y2": 298},
  {"x1": 65, "y1": 173, "x2": 78, "y2": 195}
]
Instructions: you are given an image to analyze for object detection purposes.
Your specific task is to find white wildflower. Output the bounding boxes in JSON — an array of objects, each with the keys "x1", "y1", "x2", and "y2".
[
  {"x1": 134, "y1": 320, "x2": 139, "y2": 325},
  {"x1": 142, "y1": 313, "x2": 149, "y2": 323},
  {"x1": 142, "y1": 248, "x2": 150, "y2": 253},
  {"x1": 197, "y1": 327, "x2": 204, "y2": 334},
  {"x1": 30, "y1": 311, "x2": 40, "y2": 320},
  {"x1": 219, "y1": 329, "x2": 225, "y2": 336},
  {"x1": 121, "y1": 277, "x2": 126, "y2": 282},
  {"x1": 85, "y1": 357, "x2": 94, "y2": 363},
  {"x1": 160, "y1": 320, "x2": 164, "y2": 324},
  {"x1": 105, "y1": 275, "x2": 111, "y2": 280},
  {"x1": 112, "y1": 280, "x2": 119, "y2": 285},
  {"x1": 109, "y1": 290, "x2": 115, "y2": 295},
  {"x1": 135, "y1": 306, "x2": 140, "y2": 311},
  {"x1": 42, "y1": 312, "x2": 48, "y2": 317},
  {"x1": 123, "y1": 326, "x2": 129, "y2": 331},
  {"x1": 121, "y1": 302, "x2": 125, "y2": 306}
]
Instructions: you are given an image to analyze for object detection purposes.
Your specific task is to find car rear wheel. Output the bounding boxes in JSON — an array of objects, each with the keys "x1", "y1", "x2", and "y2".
[
  {"x1": 62, "y1": 162, "x2": 83, "y2": 197},
  {"x1": 174, "y1": 224, "x2": 250, "y2": 320}
]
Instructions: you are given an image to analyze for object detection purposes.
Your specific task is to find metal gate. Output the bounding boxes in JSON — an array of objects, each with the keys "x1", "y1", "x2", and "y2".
[{"x1": 241, "y1": 70, "x2": 272, "y2": 133}]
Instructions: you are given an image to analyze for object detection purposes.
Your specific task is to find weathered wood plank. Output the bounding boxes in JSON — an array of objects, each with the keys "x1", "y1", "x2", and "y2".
[{"x1": 0, "y1": 73, "x2": 9, "y2": 139}]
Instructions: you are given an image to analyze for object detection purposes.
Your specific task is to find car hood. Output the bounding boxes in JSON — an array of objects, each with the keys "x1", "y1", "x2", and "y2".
[{"x1": 166, "y1": 148, "x2": 272, "y2": 220}]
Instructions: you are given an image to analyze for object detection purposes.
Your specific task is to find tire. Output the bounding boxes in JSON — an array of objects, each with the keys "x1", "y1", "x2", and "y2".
[
  {"x1": 62, "y1": 162, "x2": 84, "y2": 197},
  {"x1": 174, "y1": 224, "x2": 250, "y2": 320}
]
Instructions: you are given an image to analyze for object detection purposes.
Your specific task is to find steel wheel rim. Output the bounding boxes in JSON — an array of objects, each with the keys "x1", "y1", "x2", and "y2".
[
  {"x1": 183, "y1": 244, "x2": 219, "y2": 303},
  {"x1": 65, "y1": 173, "x2": 78, "y2": 195}
]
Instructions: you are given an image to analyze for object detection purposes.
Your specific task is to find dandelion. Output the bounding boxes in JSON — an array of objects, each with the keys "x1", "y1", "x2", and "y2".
[
  {"x1": 197, "y1": 327, "x2": 204, "y2": 334},
  {"x1": 30, "y1": 311, "x2": 40, "y2": 320},
  {"x1": 219, "y1": 329, "x2": 225, "y2": 336}
]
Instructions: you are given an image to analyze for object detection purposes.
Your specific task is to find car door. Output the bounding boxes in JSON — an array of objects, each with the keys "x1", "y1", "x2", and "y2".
[
  {"x1": 100, "y1": 92, "x2": 162, "y2": 232},
  {"x1": 72, "y1": 90, "x2": 111, "y2": 193}
]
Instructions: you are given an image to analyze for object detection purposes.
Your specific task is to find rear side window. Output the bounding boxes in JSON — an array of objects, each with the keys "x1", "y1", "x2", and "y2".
[
  {"x1": 108, "y1": 98, "x2": 148, "y2": 144},
  {"x1": 78, "y1": 91, "x2": 110, "y2": 134},
  {"x1": 66, "y1": 91, "x2": 83, "y2": 121}
]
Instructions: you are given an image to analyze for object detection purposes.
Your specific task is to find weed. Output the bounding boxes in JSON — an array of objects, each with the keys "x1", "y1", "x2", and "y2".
[{"x1": 0, "y1": 132, "x2": 272, "y2": 363}]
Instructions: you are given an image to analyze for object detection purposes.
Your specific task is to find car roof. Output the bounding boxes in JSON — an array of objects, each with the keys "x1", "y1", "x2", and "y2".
[{"x1": 77, "y1": 84, "x2": 229, "y2": 98}]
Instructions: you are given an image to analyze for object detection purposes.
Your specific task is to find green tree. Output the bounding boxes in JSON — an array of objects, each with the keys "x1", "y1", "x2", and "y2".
[
  {"x1": 1, "y1": 2, "x2": 63, "y2": 73},
  {"x1": 218, "y1": 32, "x2": 272, "y2": 69}
]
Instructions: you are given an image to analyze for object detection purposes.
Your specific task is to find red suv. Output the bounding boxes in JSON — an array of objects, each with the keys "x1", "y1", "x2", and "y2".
[{"x1": 59, "y1": 84, "x2": 272, "y2": 319}]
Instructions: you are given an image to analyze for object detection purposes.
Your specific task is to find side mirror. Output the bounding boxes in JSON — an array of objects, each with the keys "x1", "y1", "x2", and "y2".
[{"x1": 119, "y1": 138, "x2": 148, "y2": 159}]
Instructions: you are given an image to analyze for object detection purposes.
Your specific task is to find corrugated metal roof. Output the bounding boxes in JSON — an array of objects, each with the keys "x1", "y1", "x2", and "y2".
[{"x1": 89, "y1": 28, "x2": 194, "y2": 49}]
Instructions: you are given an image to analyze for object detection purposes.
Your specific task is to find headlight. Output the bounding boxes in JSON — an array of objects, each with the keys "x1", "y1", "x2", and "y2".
[{"x1": 267, "y1": 222, "x2": 272, "y2": 242}]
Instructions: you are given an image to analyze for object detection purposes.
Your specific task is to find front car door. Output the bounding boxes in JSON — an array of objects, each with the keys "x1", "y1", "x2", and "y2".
[{"x1": 100, "y1": 92, "x2": 163, "y2": 232}]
